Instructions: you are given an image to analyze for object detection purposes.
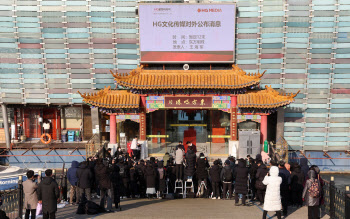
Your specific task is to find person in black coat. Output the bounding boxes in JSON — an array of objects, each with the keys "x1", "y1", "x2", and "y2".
[
  {"x1": 220, "y1": 160, "x2": 233, "y2": 200},
  {"x1": 184, "y1": 147, "x2": 196, "y2": 180},
  {"x1": 290, "y1": 163, "x2": 304, "y2": 207},
  {"x1": 95, "y1": 159, "x2": 113, "y2": 212},
  {"x1": 136, "y1": 160, "x2": 146, "y2": 198},
  {"x1": 37, "y1": 169, "x2": 59, "y2": 219},
  {"x1": 249, "y1": 158, "x2": 258, "y2": 201},
  {"x1": 121, "y1": 160, "x2": 131, "y2": 198},
  {"x1": 110, "y1": 159, "x2": 122, "y2": 209},
  {"x1": 255, "y1": 160, "x2": 268, "y2": 205},
  {"x1": 234, "y1": 159, "x2": 249, "y2": 205},
  {"x1": 76, "y1": 161, "x2": 92, "y2": 202},
  {"x1": 145, "y1": 161, "x2": 157, "y2": 198},
  {"x1": 279, "y1": 160, "x2": 291, "y2": 216},
  {"x1": 157, "y1": 161, "x2": 166, "y2": 197},
  {"x1": 209, "y1": 160, "x2": 221, "y2": 199},
  {"x1": 196, "y1": 153, "x2": 209, "y2": 191},
  {"x1": 130, "y1": 161, "x2": 138, "y2": 198}
]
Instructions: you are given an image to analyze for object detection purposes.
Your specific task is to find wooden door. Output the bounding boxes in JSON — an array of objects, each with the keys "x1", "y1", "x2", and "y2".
[
  {"x1": 43, "y1": 108, "x2": 60, "y2": 140},
  {"x1": 83, "y1": 106, "x2": 92, "y2": 140}
]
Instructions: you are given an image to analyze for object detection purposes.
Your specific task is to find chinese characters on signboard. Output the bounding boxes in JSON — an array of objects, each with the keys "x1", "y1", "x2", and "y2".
[
  {"x1": 139, "y1": 113, "x2": 146, "y2": 140},
  {"x1": 164, "y1": 97, "x2": 212, "y2": 108},
  {"x1": 172, "y1": 35, "x2": 206, "y2": 50},
  {"x1": 230, "y1": 107, "x2": 237, "y2": 141}
]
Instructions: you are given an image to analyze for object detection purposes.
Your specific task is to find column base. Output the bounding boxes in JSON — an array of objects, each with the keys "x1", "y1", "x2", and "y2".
[
  {"x1": 229, "y1": 140, "x2": 238, "y2": 158},
  {"x1": 108, "y1": 143, "x2": 118, "y2": 155}
]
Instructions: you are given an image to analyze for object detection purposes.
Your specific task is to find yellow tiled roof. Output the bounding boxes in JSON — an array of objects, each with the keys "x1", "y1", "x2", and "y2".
[
  {"x1": 111, "y1": 65, "x2": 265, "y2": 90},
  {"x1": 78, "y1": 86, "x2": 140, "y2": 108},
  {"x1": 237, "y1": 86, "x2": 299, "y2": 109}
]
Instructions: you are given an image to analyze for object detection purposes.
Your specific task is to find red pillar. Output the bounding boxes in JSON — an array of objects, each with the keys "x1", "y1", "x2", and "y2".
[
  {"x1": 260, "y1": 114, "x2": 268, "y2": 144},
  {"x1": 110, "y1": 114, "x2": 117, "y2": 144},
  {"x1": 230, "y1": 95, "x2": 237, "y2": 141}
]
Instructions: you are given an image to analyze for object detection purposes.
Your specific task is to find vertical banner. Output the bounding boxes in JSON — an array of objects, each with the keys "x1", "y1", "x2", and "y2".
[
  {"x1": 230, "y1": 107, "x2": 237, "y2": 141},
  {"x1": 139, "y1": 112, "x2": 146, "y2": 140}
]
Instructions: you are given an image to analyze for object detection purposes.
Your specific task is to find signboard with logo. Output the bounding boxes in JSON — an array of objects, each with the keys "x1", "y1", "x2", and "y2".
[
  {"x1": 164, "y1": 96, "x2": 212, "y2": 108},
  {"x1": 139, "y1": 4, "x2": 236, "y2": 63}
]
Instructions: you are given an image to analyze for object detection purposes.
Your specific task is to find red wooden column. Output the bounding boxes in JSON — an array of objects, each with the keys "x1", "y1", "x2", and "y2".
[
  {"x1": 230, "y1": 95, "x2": 238, "y2": 141},
  {"x1": 110, "y1": 114, "x2": 117, "y2": 144},
  {"x1": 260, "y1": 114, "x2": 268, "y2": 144},
  {"x1": 139, "y1": 95, "x2": 147, "y2": 140}
]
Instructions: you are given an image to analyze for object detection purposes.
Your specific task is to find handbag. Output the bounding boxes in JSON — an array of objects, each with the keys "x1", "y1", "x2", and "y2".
[
  {"x1": 255, "y1": 181, "x2": 266, "y2": 190},
  {"x1": 36, "y1": 203, "x2": 42, "y2": 216}
]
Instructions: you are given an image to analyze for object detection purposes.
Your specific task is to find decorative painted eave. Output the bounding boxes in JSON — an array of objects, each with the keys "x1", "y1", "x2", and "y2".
[
  {"x1": 110, "y1": 65, "x2": 265, "y2": 90},
  {"x1": 78, "y1": 86, "x2": 140, "y2": 109},
  {"x1": 237, "y1": 85, "x2": 300, "y2": 109}
]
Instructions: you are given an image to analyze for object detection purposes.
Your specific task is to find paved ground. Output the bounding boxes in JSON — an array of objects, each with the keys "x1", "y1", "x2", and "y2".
[{"x1": 56, "y1": 198, "x2": 330, "y2": 219}]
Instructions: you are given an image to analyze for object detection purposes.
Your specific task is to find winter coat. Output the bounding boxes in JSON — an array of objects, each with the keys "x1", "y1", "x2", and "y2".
[
  {"x1": 256, "y1": 164, "x2": 268, "y2": 190},
  {"x1": 220, "y1": 166, "x2": 233, "y2": 183},
  {"x1": 279, "y1": 167, "x2": 291, "y2": 191},
  {"x1": 196, "y1": 157, "x2": 209, "y2": 179},
  {"x1": 234, "y1": 160, "x2": 249, "y2": 194},
  {"x1": 110, "y1": 164, "x2": 122, "y2": 205},
  {"x1": 37, "y1": 177, "x2": 59, "y2": 213},
  {"x1": 76, "y1": 162, "x2": 92, "y2": 189},
  {"x1": 145, "y1": 165, "x2": 156, "y2": 188},
  {"x1": 209, "y1": 164, "x2": 221, "y2": 183},
  {"x1": 291, "y1": 165, "x2": 304, "y2": 192},
  {"x1": 184, "y1": 150, "x2": 196, "y2": 179},
  {"x1": 300, "y1": 158, "x2": 309, "y2": 179},
  {"x1": 157, "y1": 162, "x2": 166, "y2": 192},
  {"x1": 163, "y1": 154, "x2": 170, "y2": 167},
  {"x1": 263, "y1": 166, "x2": 282, "y2": 212},
  {"x1": 302, "y1": 170, "x2": 320, "y2": 206},
  {"x1": 95, "y1": 163, "x2": 111, "y2": 189},
  {"x1": 175, "y1": 148, "x2": 184, "y2": 165},
  {"x1": 0, "y1": 210, "x2": 9, "y2": 219},
  {"x1": 67, "y1": 161, "x2": 79, "y2": 186},
  {"x1": 23, "y1": 179, "x2": 39, "y2": 209}
]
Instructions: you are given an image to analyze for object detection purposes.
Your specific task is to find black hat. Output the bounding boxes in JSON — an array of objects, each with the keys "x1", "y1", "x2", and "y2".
[{"x1": 225, "y1": 160, "x2": 230, "y2": 165}]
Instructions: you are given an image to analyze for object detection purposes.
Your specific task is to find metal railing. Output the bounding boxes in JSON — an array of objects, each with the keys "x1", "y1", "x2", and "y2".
[
  {"x1": 323, "y1": 177, "x2": 350, "y2": 219},
  {"x1": 0, "y1": 169, "x2": 68, "y2": 219}
]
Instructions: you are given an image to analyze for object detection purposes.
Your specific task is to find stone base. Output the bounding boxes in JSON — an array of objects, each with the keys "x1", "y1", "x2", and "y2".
[
  {"x1": 229, "y1": 140, "x2": 238, "y2": 158},
  {"x1": 108, "y1": 143, "x2": 118, "y2": 155}
]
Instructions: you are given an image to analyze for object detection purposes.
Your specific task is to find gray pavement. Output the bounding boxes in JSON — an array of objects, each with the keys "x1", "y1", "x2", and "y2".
[{"x1": 56, "y1": 198, "x2": 330, "y2": 219}]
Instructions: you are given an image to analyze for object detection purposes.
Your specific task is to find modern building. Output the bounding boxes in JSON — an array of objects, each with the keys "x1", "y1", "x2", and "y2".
[{"x1": 0, "y1": 0, "x2": 349, "y2": 170}]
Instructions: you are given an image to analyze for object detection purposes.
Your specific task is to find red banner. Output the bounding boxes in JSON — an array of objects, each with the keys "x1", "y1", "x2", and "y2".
[{"x1": 164, "y1": 96, "x2": 212, "y2": 108}]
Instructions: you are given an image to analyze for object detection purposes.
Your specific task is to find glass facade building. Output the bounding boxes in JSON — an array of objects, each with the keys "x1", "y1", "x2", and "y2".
[{"x1": 0, "y1": 0, "x2": 349, "y2": 153}]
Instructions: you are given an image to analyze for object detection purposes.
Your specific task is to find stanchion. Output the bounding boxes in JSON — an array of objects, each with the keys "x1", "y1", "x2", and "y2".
[
  {"x1": 63, "y1": 168, "x2": 68, "y2": 201},
  {"x1": 18, "y1": 175, "x2": 23, "y2": 219},
  {"x1": 53, "y1": 169, "x2": 56, "y2": 180},
  {"x1": 345, "y1": 186, "x2": 350, "y2": 219},
  {"x1": 330, "y1": 176, "x2": 335, "y2": 219}
]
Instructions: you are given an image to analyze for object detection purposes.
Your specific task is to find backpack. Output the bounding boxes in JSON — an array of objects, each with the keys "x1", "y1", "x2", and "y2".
[
  {"x1": 224, "y1": 168, "x2": 233, "y2": 182},
  {"x1": 119, "y1": 165, "x2": 125, "y2": 176},
  {"x1": 308, "y1": 179, "x2": 320, "y2": 198},
  {"x1": 158, "y1": 168, "x2": 164, "y2": 180},
  {"x1": 85, "y1": 201, "x2": 105, "y2": 215}
]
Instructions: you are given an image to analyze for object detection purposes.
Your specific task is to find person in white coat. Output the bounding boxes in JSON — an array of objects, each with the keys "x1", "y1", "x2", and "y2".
[{"x1": 262, "y1": 166, "x2": 282, "y2": 219}]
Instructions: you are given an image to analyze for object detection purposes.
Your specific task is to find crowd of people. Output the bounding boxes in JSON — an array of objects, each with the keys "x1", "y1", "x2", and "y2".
[{"x1": 19, "y1": 140, "x2": 324, "y2": 219}]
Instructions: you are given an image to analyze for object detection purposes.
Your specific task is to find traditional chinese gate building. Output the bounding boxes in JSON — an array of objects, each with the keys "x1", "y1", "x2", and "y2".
[{"x1": 79, "y1": 65, "x2": 298, "y2": 158}]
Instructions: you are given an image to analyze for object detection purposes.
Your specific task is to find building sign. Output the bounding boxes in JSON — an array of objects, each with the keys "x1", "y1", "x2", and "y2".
[
  {"x1": 164, "y1": 96, "x2": 212, "y2": 108},
  {"x1": 139, "y1": 4, "x2": 236, "y2": 63},
  {"x1": 230, "y1": 107, "x2": 237, "y2": 141},
  {"x1": 116, "y1": 115, "x2": 140, "y2": 123}
]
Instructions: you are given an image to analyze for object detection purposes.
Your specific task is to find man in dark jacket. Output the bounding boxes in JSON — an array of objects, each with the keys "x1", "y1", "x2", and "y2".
[
  {"x1": 67, "y1": 160, "x2": 79, "y2": 205},
  {"x1": 300, "y1": 158, "x2": 309, "y2": 179},
  {"x1": 37, "y1": 169, "x2": 59, "y2": 219},
  {"x1": 220, "y1": 160, "x2": 233, "y2": 200},
  {"x1": 209, "y1": 160, "x2": 221, "y2": 199},
  {"x1": 95, "y1": 159, "x2": 113, "y2": 212},
  {"x1": 196, "y1": 153, "x2": 209, "y2": 194},
  {"x1": 184, "y1": 147, "x2": 196, "y2": 180},
  {"x1": 249, "y1": 158, "x2": 258, "y2": 201},
  {"x1": 234, "y1": 159, "x2": 249, "y2": 206},
  {"x1": 279, "y1": 160, "x2": 291, "y2": 216},
  {"x1": 76, "y1": 161, "x2": 92, "y2": 202},
  {"x1": 136, "y1": 160, "x2": 146, "y2": 198},
  {"x1": 255, "y1": 160, "x2": 268, "y2": 205},
  {"x1": 291, "y1": 163, "x2": 304, "y2": 207}
]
